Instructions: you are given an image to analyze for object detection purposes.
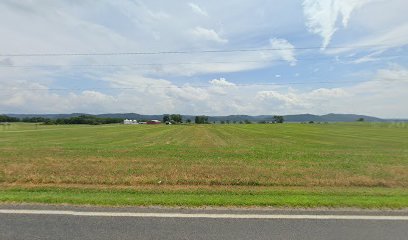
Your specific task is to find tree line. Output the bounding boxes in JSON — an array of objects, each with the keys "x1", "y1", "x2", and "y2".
[
  {"x1": 163, "y1": 114, "x2": 183, "y2": 124},
  {"x1": 162, "y1": 114, "x2": 209, "y2": 124},
  {"x1": 0, "y1": 114, "x2": 123, "y2": 125},
  {"x1": 0, "y1": 115, "x2": 20, "y2": 122},
  {"x1": 1, "y1": 114, "x2": 285, "y2": 125}
]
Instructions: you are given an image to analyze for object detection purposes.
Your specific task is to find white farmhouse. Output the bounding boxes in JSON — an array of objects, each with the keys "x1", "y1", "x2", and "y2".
[{"x1": 123, "y1": 119, "x2": 139, "y2": 125}]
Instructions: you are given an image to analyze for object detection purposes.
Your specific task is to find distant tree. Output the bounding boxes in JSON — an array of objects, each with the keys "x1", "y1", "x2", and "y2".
[
  {"x1": 273, "y1": 115, "x2": 284, "y2": 123},
  {"x1": 357, "y1": 118, "x2": 365, "y2": 122},
  {"x1": 244, "y1": 119, "x2": 251, "y2": 124},
  {"x1": 163, "y1": 114, "x2": 170, "y2": 123},
  {"x1": 170, "y1": 114, "x2": 182, "y2": 123},
  {"x1": 22, "y1": 117, "x2": 51, "y2": 123},
  {"x1": 56, "y1": 118, "x2": 66, "y2": 124},
  {"x1": 239, "y1": 121, "x2": 243, "y2": 124},
  {"x1": 195, "y1": 115, "x2": 209, "y2": 124},
  {"x1": 309, "y1": 121, "x2": 314, "y2": 124},
  {"x1": 43, "y1": 119, "x2": 55, "y2": 125},
  {"x1": 233, "y1": 121, "x2": 237, "y2": 124},
  {"x1": 0, "y1": 115, "x2": 20, "y2": 122},
  {"x1": 50, "y1": 115, "x2": 123, "y2": 125},
  {"x1": 226, "y1": 120, "x2": 230, "y2": 124},
  {"x1": 186, "y1": 119, "x2": 191, "y2": 124},
  {"x1": 220, "y1": 120, "x2": 225, "y2": 124}
]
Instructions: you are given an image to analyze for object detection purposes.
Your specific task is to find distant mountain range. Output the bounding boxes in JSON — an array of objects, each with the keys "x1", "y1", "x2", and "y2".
[{"x1": 6, "y1": 113, "x2": 407, "y2": 122}]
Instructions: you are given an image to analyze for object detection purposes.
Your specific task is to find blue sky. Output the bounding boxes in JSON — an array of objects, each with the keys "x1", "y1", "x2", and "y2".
[{"x1": 0, "y1": 0, "x2": 407, "y2": 118}]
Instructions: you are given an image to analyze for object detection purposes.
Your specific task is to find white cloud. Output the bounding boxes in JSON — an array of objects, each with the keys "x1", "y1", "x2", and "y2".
[
  {"x1": 269, "y1": 38, "x2": 297, "y2": 65},
  {"x1": 209, "y1": 78, "x2": 236, "y2": 87},
  {"x1": 1, "y1": 66, "x2": 408, "y2": 117},
  {"x1": 346, "y1": 51, "x2": 384, "y2": 64},
  {"x1": 256, "y1": 90, "x2": 304, "y2": 107},
  {"x1": 137, "y1": 42, "x2": 296, "y2": 77},
  {"x1": 254, "y1": 66, "x2": 408, "y2": 117},
  {"x1": 188, "y1": 3, "x2": 208, "y2": 16},
  {"x1": 326, "y1": 22, "x2": 408, "y2": 54},
  {"x1": 302, "y1": 0, "x2": 375, "y2": 48},
  {"x1": 208, "y1": 78, "x2": 236, "y2": 95},
  {"x1": 0, "y1": 1, "x2": 407, "y2": 118},
  {"x1": 190, "y1": 26, "x2": 228, "y2": 44},
  {"x1": 374, "y1": 65, "x2": 408, "y2": 82},
  {"x1": 0, "y1": 58, "x2": 13, "y2": 66},
  {"x1": 308, "y1": 88, "x2": 348, "y2": 99},
  {"x1": 0, "y1": 81, "x2": 117, "y2": 114}
]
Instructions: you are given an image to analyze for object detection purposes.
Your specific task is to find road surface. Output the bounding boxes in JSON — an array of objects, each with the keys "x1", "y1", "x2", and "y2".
[{"x1": 0, "y1": 205, "x2": 407, "y2": 240}]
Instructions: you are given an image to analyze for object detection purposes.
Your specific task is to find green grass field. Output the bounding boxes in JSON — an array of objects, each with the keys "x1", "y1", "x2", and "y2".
[{"x1": 1, "y1": 122, "x2": 407, "y2": 208}]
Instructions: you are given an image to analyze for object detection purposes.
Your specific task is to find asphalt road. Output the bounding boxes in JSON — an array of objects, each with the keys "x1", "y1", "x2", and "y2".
[{"x1": 0, "y1": 205, "x2": 407, "y2": 240}]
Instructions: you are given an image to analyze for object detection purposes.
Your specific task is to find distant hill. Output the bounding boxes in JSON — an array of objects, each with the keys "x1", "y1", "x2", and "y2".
[
  {"x1": 283, "y1": 113, "x2": 384, "y2": 122},
  {"x1": 283, "y1": 114, "x2": 324, "y2": 122},
  {"x1": 6, "y1": 113, "x2": 86, "y2": 119},
  {"x1": 320, "y1": 113, "x2": 384, "y2": 122},
  {"x1": 5, "y1": 113, "x2": 404, "y2": 122}
]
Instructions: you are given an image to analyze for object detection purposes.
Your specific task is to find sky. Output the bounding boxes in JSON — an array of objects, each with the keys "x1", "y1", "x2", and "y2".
[{"x1": 0, "y1": 0, "x2": 407, "y2": 118}]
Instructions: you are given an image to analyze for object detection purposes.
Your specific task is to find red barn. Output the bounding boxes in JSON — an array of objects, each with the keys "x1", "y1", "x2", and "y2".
[{"x1": 146, "y1": 120, "x2": 161, "y2": 124}]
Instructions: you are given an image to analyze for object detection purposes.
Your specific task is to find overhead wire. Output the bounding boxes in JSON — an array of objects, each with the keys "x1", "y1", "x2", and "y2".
[
  {"x1": 0, "y1": 43, "x2": 396, "y2": 57},
  {"x1": 0, "y1": 79, "x2": 401, "y2": 92},
  {"x1": 0, "y1": 54, "x2": 404, "y2": 69},
  {"x1": 0, "y1": 43, "x2": 404, "y2": 95}
]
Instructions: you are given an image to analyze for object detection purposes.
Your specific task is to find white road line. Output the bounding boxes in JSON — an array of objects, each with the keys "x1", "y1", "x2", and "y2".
[{"x1": 0, "y1": 209, "x2": 407, "y2": 220}]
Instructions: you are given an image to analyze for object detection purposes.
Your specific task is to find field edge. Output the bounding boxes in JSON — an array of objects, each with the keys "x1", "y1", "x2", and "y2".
[{"x1": 0, "y1": 186, "x2": 407, "y2": 209}]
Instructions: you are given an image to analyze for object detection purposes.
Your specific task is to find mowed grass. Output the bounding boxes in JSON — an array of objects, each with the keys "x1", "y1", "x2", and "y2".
[
  {"x1": 1, "y1": 122, "x2": 407, "y2": 208},
  {"x1": 1, "y1": 187, "x2": 407, "y2": 208}
]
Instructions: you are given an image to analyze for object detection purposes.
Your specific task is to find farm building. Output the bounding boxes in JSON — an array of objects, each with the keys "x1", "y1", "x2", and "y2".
[
  {"x1": 123, "y1": 119, "x2": 138, "y2": 125},
  {"x1": 147, "y1": 120, "x2": 161, "y2": 124}
]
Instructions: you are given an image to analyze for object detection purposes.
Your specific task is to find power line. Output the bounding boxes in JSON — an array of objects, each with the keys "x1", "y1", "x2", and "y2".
[
  {"x1": 0, "y1": 79, "x2": 399, "y2": 92},
  {"x1": 0, "y1": 54, "x2": 404, "y2": 69},
  {"x1": 0, "y1": 44, "x2": 393, "y2": 57}
]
